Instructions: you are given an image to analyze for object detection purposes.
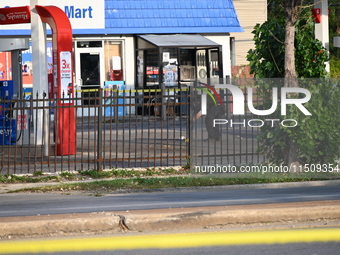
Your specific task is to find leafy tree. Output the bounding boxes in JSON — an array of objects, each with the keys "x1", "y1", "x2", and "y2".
[
  {"x1": 247, "y1": 3, "x2": 340, "y2": 166},
  {"x1": 247, "y1": 18, "x2": 328, "y2": 79},
  {"x1": 329, "y1": 2, "x2": 340, "y2": 77},
  {"x1": 267, "y1": 0, "x2": 340, "y2": 78}
]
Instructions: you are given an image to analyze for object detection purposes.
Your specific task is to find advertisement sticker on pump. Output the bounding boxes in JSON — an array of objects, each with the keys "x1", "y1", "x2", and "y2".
[{"x1": 60, "y1": 51, "x2": 73, "y2": 103}]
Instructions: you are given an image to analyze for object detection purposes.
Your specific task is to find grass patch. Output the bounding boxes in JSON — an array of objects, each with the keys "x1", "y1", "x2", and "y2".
[
  {"x1": 7, "y1": 172, "x2": 340, "y2": 194},
  {"x1": 33, "y1": 171, "x2": 44, "y2": 177},
  {"x1": 0, "y1": 174, "x2": 61, "y2": 183},
  {"x1": 0, "y1": 168, "x2": 189, "y2": 184},
  {"x1": 79, "y1": 168, "x2": 185, "y2": 179},
  {"x1": 2, "y1": 166, "x2": 340, "y2": 194}
]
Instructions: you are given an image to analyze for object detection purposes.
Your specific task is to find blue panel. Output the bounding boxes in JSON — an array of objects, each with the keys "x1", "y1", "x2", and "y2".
[
  {"x1": 103, "y1": 0, "x2": 243, "y2": 33},
  {"x1": 133, "y1": 1, "x2": 141, "y2": 9},
  {"x1": 105, "y1": 1, "x2": 114, "y2": 9}
]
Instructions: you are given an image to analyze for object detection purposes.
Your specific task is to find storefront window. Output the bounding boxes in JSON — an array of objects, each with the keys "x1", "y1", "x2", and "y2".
[
  {"x1": 137, "y1": 50, "x2": 144, "y2": 88},
  {"x1": 180, "y1": 49, "x2": 195, "y2": 66},
  {"x1": 179, "y1": 49, "x2": 196, "y2": 81},
  {"x1": 145, "y1": 49, "x2": 158, "y2": 87},
  {"x1": 162, "y1": 48, "x2": 178, "y2": 87},
  {"x1": 136, "y1": 35, "x2": 223, "y2": 89},
  {"x1": 210, "y1": 50, "x2": 220, "y2": 78},
  {"x1": 77, "y1": 41, "x2": 103, "y2": 48},
  {"x1": 197, "y1": 49, "x2": 207, "y2": 80},
  {"x1": 104, "y1": 41, "x2": 123, "y2": 81}
]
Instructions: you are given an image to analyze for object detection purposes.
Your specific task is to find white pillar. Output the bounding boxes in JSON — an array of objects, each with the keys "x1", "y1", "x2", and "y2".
[
  {"x1": 31, "y1": 0, "x2": 47, "y2": 146},
  {"x1": 314, "y1": 0, "x2": 330, "y2": 73}
]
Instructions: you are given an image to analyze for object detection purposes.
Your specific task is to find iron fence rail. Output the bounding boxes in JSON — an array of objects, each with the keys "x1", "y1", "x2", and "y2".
[{"x1": 0, "y1": 86, "x2": 262, "y2": 174}]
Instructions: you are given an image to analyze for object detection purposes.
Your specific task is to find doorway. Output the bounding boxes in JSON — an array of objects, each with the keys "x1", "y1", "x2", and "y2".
[{"x1": 75, "y1": 42, "x2": 104, "y2": 116}]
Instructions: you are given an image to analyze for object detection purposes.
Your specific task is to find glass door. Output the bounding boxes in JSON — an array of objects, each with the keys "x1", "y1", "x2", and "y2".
[
  {"x1": 75, "y1": 46, "x2": 104, "y2": 116},
  {"x1": 80, "y1": 52, "x2": 101, "y2": 87}
]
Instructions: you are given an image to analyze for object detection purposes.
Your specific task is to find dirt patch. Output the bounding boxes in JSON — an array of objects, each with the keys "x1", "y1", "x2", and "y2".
[{"x1": 1, "y1": 201, "x2": 340, "y2": 240}]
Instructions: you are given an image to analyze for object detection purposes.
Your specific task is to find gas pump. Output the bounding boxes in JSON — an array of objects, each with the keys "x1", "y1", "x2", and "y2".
[
  {"x1": 0, "y1": 38, "x2": 29, "y2": 145},
  {"x1": 0, "y1": 80, "x2": 16, "y2": 145}
]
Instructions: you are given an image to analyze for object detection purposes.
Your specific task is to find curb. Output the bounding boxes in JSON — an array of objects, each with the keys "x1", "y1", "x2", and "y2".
[
  {"x1": 1, "y1": 179, "x2": 340, "y2": 194},
  {"x1": 1, "y1": 200, "x2": 340, "y2": 239}
]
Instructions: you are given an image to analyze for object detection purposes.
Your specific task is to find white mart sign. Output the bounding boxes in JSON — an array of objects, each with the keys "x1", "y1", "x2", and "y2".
[{"x1": 0, "y1": 0, "x2": 105, "y2": 30}]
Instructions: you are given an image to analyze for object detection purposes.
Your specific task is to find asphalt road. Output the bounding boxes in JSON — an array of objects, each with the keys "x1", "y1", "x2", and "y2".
[
  {"x1": 15, "y1": 243, "x2": 339, "y2": 255},
  {"x1": 2, "y1": 228, "x2": 340, "y2": 255},
  {"x1": 1, "y1": 181, "x2": 339, "y2": 217}
]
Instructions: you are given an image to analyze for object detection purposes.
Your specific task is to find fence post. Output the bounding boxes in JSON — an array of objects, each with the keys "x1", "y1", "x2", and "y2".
[
  {"x1": 226, "y1": 75, "x2": 231, "y2": 84},
  {"x1": 161, "y1": 83, "x2": 166, "y2": 121},
  {"x1": 43, "y1": 92, "x2": 49, "y2": 157},
  {"x1": 188, "y1": 84, "x2": 194, "y2": 169},
  {"x1": 97, "y1": 88, "x2": 103, "y2": 171},
  {"x1": 114, "y1": 88, "x2": 118, "y2": 121}
]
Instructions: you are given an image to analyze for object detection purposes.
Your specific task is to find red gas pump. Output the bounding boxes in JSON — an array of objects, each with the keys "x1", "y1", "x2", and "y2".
[
  {"x1": 0, "y1": 5, "x2": 76, "y2": 155},
  {"x1": 36, "y1": 5, "x2": 76, "y2": 155}
]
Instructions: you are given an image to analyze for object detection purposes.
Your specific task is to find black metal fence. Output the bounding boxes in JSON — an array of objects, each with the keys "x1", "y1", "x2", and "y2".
[
  {"x1": 189, "y1": 81, "x2": 264, "y2": 169},
  {"x1": 0, "y1": 83, "x2": 263, "y2": 174}
]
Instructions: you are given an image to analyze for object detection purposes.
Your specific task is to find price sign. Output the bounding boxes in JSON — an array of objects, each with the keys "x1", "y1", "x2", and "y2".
[
  {"x1": 17, "y1": 113, "x2": 28, "y2": 130},
  {"x1": 60, "y1": 51, "x2": 73, "y2": 102}
]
